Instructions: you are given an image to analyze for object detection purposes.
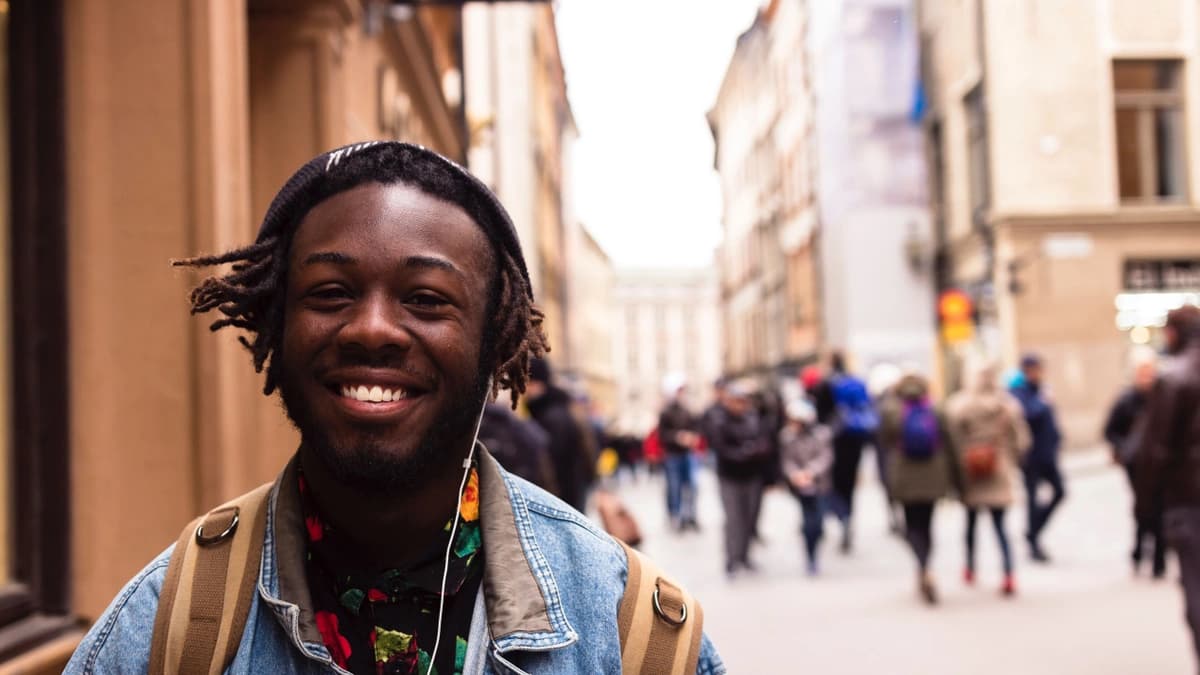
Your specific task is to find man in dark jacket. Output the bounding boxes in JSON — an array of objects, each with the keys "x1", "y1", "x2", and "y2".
[
  {"x1": 1104, "y1": 353, "x2": 1163, "y2": 577},
  {"x1": 1136, "y1": 304, "x2": 1200, "y2": 664},
  {"x1": 706, "y1": 382, "x2": 770, "y2": 576},
  {"x1": 659, "y1": 375, "x2": 702, "y2": 531},
  {"x1": 525, "y1": 358, "x2": 595, "y2": 512},
  {"x1": 1011, "y1": 353, "x2": 1064, "y2": 563},
  {"x1": 478, "y1": 400, "x2": 558, "y2": 494}
]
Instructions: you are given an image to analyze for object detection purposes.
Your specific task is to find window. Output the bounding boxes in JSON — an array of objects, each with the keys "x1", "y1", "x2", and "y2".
[
  {"x1": 964, "y1": 85, "x2": 990, "y2": 227},
  {"x1": 1114, "y1": 60, "x2": 1186, "y2": 203}
]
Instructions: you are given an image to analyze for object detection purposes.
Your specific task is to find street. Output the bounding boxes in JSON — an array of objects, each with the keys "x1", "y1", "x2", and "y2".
[{"x1": 604, "y1": 452, "x2": 1193, "y2": 674}]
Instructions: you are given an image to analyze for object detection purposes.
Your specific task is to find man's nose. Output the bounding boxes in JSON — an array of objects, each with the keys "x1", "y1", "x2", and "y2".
[{"x1": 337, "y1": 293, "x2": 413, "y2": 354}]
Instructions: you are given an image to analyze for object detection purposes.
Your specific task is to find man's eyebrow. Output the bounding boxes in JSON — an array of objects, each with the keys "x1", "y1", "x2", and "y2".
[
  {"x1": 302, "y1": 251, "x2": 357, "y2": 266},
  {"x1": 404, "y1": 255, "x2": 464, "y2": 278}
]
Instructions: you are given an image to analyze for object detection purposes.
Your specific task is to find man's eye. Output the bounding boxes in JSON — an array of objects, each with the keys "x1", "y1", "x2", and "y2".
[
  {"x1": 409, "y1": 293, "x2": 448, "y2": 307},
  {"x1": 309, "y1": 286, "x2": 351, "y2": 302}
]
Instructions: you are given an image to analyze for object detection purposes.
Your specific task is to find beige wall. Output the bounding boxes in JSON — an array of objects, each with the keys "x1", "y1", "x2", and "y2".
[
  {"x1": 566, "y1": 229, "x2": 616, "y2": 417},
  {"x1": 986, "y1": 2, "x2": 1113, "y2": 213},
  {"x1": 66, "y1": 0, "x2": 270, "y2": 621}
]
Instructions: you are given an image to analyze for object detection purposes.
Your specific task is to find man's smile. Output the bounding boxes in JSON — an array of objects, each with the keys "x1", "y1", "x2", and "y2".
[
  {"x1": 319, "y1": 366, "x2": 435, "y2": 423},
  {"x1": 339, "y1": 384, "x2": 412, "y2": 402}
]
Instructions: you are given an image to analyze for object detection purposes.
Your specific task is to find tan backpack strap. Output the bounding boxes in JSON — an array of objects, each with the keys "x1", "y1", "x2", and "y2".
[
  {"x1": 148, "y1": 482, "x2": 273, "y2": 675},
  {"x1": 617, "y1": 541, "x2": 704, "y2": 675}
]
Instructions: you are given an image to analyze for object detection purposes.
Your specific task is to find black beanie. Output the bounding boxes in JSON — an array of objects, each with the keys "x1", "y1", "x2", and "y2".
[
  {"x1": 255, "y1": 141, "x2": 534, "y2": 301},
  {"x1": 529, "y1": 357, "x2": 552, "y2": 384}
]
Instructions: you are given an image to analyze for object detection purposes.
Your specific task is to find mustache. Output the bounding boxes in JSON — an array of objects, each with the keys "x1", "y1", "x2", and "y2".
[{"x1": 324, "y1": 350, "x2": 439, "y2": 390}]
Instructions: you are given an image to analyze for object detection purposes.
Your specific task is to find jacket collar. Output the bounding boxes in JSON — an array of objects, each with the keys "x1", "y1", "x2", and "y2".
[{"x1": 258, "y1": 446, "x2": 576, "y2": 656}]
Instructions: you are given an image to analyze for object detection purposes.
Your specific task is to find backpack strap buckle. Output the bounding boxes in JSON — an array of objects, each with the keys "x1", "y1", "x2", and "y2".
[
  {"x1": 652, "y1": 578, "x2": 688, "y2": 626},
  {"x1": 195, "y1": 507, "x2": 240, "y2": 546}
]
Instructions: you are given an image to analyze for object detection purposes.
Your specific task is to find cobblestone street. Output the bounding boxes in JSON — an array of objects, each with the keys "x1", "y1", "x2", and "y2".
[{"x1": 603, "y1": 452, "x2": 1193, "y2": 674}]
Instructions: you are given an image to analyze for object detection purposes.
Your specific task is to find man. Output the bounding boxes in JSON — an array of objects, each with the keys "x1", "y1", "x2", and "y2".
[
  {"x1": 1105, "y1": 350, "x2": 1162, "y2": 578},
  {"x1": 1010, "y1": 353, "x2": 1064, "y2": 563},
  {"x1": 66, "y1": 143, "x2": 723, "y2": 674},
  {"x1": 478, "y1": 398, "x2": 558, "y2": 493},
  {"x1": 823, "y1": 351, "x2": 878, "y2": 553},
  {"x1": 706, "y1": 382, "x2": 770, "y2": 577},
  {"x1": 524, "y1": 357, "x2": 595, "y2": 512},
  {"x1": 1136, "y1": 304, "x2": 1200, "y2": 665},
  {"x1": 659, "y1": 374, "x2": 702, "y2": 531}
]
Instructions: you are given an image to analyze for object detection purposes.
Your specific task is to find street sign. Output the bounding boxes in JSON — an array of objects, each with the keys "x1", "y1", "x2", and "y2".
[{"x1": 938, "y1": 289, "x2": 974, "y2": 344}]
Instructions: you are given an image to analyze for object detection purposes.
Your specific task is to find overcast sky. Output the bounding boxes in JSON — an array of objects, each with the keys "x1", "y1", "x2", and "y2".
[{"x1": 556, "y1": 0, "x2": 764, "y2": 269}]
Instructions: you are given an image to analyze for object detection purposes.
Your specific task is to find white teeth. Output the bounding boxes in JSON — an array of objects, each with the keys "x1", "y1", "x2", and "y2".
[{"x1": 340, "y1": 385, "x2": 409, "y2": 403}]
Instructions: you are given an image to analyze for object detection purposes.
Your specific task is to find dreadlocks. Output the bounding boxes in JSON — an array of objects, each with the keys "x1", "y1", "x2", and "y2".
[{"x1": 173, "y1": 142, "x2": 549, "y2": 406}]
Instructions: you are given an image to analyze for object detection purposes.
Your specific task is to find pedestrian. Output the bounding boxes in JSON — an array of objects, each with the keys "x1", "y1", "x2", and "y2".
[
  {"x1": 879, "y1": 372, "x2": 961, "y2": 605},
  {"x1": 869, "y1": 362, "x2": 906, "y2": 535},
  {"x1": 611, "y1": 433, "x2": 644, "y2": 484},
  {"x1": 1103, "y1": 348, "x2": 1163, "y2": 578},
  {"x1": 1010, "y1": 353, "x2": 1065, "y2": 562},
  {"x1": 478, "y1": 398, "x2": 559, "y2": 493},
  {"x1": 779, "y1": 398, "x2": 833, "y2": 576},
  {"x1": 526, "y1": 357, "x2": 596, "y2": 513},
  {"x1": 750, "y1": 388, "x2": 785, "y2": 544},
  {"x1": 825, "y1": 351, "x2": 879, "y2": 553},
  {"x1": 1135, "y1": 304, "x2": 1200, "y2": 667},
  {"x1": 708, "y1": 381, "x2": 771, "y2": 577},
  {"x1": 659, "y1": 373, "x2": 703, "y2": 531},
  {"x1": 66, "y1": 142, "x2": 723, "y2": 673},
  {"x1": 946, "y1": 362, "x2": 1032, "y2": 597}
]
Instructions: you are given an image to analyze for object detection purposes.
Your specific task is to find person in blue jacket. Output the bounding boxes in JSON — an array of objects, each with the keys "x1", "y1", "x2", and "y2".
[{"x1": 1010, "y1": 353, "x2": 1065, "y2": 563}]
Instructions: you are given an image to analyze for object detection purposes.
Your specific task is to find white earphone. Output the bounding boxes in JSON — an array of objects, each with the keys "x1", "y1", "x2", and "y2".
[{"x1": 427, "y1": 378, "x2": 492, "y2": 675}]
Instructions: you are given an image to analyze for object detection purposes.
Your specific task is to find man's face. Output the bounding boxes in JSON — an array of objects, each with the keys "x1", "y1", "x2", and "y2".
[
  {"x1": 1133, "y1": 361, "x2": 1157, "y2": 392},
  {"x1": 1022, "y1": 363, "x2": 1043, "y2": 387},
  {"x1": 724, "y1": 394, "x2": 749, "y2": 416},
  {"x1": 525, "y1": 379, "x2": 547, "y2": 399},
  {"x1": 1166, "y1": 325, "x2": 1181, "y2": 354},
  {"x1": 278, "y1": 182, "x2": 495, "y2": 493}
]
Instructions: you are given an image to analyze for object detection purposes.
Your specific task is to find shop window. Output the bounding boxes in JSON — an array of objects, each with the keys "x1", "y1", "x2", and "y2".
[{"x1": 1114, "y1": 60, "x2": 1186, "y2": 203}]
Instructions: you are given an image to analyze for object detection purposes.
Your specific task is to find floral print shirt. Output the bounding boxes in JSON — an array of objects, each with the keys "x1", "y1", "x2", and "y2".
[{"x1": 299, "y1": 466, "x2": 483, "y2": 675}]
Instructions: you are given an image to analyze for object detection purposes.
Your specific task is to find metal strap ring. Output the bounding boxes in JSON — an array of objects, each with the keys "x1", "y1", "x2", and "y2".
[
  {"x1": 652, "y1": 585, "x2": 687, "y2": 627},
  {"x1": 195, "y1": 508, "x2": 240, "y2": 546}
]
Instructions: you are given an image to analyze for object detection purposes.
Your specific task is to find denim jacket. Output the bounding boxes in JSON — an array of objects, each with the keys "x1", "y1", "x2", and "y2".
[{"x1": 66, "y1": 448, "x2": 726, "y2": 674}]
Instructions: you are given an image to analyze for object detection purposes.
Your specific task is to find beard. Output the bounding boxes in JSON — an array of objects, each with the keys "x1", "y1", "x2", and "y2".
[{"x1": 278, "y1": 362, "x2": 492, "y2": 496}]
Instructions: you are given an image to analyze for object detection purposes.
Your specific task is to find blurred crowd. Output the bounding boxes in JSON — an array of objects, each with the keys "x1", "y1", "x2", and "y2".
[{"x1": 477, "y1": 304, "x2": 1200, "y2": 666}]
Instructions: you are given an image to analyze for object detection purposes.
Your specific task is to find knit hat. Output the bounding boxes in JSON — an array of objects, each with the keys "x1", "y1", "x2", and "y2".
[
  {"x1": 529, "y1": 357, "x2": 553, "y2": 384},
  {"x1": 255, "y1": 141, "x2": 534, "y2": 300},
  {"x1": 785, "y1": 398, "x2": 816, "y2": 424},
  {"x1": 1019, "y1": 353, "x2": 1042, "y2": 369}
]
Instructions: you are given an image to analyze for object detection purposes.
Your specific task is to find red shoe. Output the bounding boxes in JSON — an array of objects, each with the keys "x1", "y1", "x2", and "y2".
[
  {"x1": 963, "y1": 568, "x2": 976, "y2": 586},
  {"x1": 1001, "y1": 574, "x2": 1016, "y2": 597}
]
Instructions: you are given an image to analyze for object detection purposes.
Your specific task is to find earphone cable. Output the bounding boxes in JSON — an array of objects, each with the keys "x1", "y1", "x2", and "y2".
[{"x1": 426, "y1": 388, "x2": 489, "y2": 675}]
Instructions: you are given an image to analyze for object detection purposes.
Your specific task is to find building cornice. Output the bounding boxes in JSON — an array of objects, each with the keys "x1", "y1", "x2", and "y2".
[{"x1": 991, "y1": 207, "x2": 1200, "y2": 230}]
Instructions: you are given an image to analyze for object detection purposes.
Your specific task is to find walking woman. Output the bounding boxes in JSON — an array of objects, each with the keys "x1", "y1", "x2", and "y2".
[
  {"x1": 879, "y1": 373, "x2": 960, "y2": 605},
  {"x1": 946, "y1": 362, "x2": 1033, "y2": 597},
  {"x1": 780, "y1": 399, "x2": 834, "y2": 576}
]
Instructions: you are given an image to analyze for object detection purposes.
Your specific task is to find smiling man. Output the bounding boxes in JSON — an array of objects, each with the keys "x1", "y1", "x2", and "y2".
[{"x1": 66, "y1": 143, "x2": 724, "y2": 675}]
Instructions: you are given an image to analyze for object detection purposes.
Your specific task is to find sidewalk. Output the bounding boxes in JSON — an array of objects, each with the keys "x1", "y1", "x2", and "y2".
[{"x1": 604, "y1": 449, "x2": 1192, "y2": 674}]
